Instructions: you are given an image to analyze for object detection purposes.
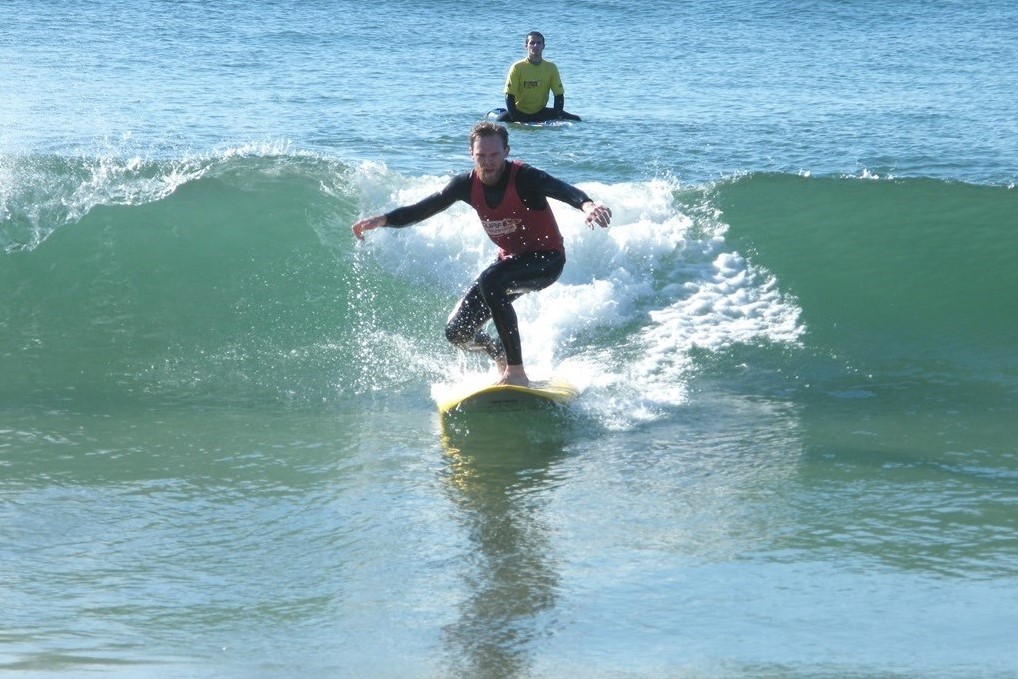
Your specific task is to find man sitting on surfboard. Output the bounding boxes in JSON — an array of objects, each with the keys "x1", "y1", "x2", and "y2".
[
  {"x1": 494, "y1": 31, "x2": 582, "y2": 124},
  {"x1": 352, "y1": 121, "x2": 612, "y2": 386}
]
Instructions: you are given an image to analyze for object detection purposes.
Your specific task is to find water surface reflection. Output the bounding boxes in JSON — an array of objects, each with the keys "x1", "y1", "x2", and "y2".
[{"x1": 438, "y1": 411, "x2": 573, "y2": 679}]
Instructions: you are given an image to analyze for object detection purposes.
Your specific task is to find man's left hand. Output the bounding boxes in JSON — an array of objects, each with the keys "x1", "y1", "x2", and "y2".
[{"x1": 584, "y1": 203, "x2": 612, "y2": 229}]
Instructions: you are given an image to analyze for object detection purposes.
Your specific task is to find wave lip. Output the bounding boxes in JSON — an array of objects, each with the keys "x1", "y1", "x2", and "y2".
[
  {"x1": 711, "y1": 172, "x2": 1018, "y2": 380},
  {"x1": 14, "y1": 160, "x2": 1010, "y2": 416},
  {"x1": 2, "y1": 158, "x2": 806, "y2": 417}
]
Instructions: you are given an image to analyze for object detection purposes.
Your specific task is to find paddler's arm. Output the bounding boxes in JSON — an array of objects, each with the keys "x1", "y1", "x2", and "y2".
[
  {"x1": 553, "y1": 93, "x2": 565, "y2": 118},
  {"x1": 504, "y1": 94, "x2": 523, "y2": 122}
]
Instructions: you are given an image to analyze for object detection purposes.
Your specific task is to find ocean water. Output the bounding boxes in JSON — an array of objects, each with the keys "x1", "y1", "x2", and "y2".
[{"x1": 3, "y1": 1, "x2": 1017, "y2": 677}]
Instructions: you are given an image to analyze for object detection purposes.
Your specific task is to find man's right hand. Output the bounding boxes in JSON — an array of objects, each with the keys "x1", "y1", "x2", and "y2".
[{"x1": 352, "y1": 215, "x2": 386, "y2": 241}]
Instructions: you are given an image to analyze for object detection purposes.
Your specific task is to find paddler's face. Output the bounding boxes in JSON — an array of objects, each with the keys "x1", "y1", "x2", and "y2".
[
  {"x1": 526, "y1": 35, "x2": 545, "y2": 63},
  {"x1": 471, "y1": 136, "x2": 510, "y2": 186}
]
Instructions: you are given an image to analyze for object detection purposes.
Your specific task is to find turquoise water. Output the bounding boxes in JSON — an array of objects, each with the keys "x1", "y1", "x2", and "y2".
[{"x1": 3, "y1": 1, "x2": 1017, "y2": 677}]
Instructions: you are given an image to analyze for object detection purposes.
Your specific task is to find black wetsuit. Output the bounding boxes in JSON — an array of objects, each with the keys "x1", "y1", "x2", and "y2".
[
  {"x1": 384, "y1": 162, "x2": 592, "y2": 366},
  {"x1": 495, "y1": 94, "x2": 583, "y2": 123}
]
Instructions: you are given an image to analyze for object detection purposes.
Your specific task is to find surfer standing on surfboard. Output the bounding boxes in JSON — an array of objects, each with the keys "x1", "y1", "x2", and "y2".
[
  {"x1": 352, "y1": 121, "x2": 612, "y2": 386},
  {"x1": 494, "y1": 31, "x2": 582, "y2": 124}
]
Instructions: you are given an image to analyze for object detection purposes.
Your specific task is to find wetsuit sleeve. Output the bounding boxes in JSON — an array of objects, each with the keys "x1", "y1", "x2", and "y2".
[
  {"x1": 553, "y1": 94, "x2": 565, "y2": 116},
  {"x1": 504, "y1": 94, "x2": 522, "y2": 120},
  {"x1": 515, "y1": 164, "x2": 593, "y2": 211},
  {"x1": 384, "y1": 173, "x2": 472, "y2": 227}
]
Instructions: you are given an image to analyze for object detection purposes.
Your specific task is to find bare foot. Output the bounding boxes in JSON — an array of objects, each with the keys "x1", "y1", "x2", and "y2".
[{"x1": 498, "y1": 365, "x2": 529, "y2": 386}]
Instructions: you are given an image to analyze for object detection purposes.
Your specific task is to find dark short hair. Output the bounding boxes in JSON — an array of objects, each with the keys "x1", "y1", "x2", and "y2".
[
  {"x1": 470, "y1": 121, "x2": 509, "y2": 149},
  {"x1": 526, "y1": 31, "x2": 545, "y2": 44}
]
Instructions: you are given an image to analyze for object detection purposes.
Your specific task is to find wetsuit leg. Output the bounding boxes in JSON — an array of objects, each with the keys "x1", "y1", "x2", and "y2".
[
  {"x1": 445, "y1": 283, "x2": 502, "y2": 361},
  {"x1": 445, "y1": 251, "x2": 565, "y2": 365},
  {"x1": 531, "y1": 108, "x2": 582, "y2": 122},
  {"x1": 531, "y1": 108, "x2": 558, "y2": 123}
]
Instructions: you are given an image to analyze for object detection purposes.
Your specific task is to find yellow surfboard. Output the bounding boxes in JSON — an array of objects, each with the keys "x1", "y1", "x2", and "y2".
[{"x1": 436, "y1": 377, "x2": 579, "y2": 415}]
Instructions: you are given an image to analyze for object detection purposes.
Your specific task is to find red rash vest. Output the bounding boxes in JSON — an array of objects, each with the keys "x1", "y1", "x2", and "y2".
[{"x1": 470, "y1": 161, "x2": 564, "y2": 260}]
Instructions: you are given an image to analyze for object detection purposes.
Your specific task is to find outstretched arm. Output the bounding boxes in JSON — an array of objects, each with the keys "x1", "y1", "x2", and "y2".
[
  {"x1": 516, "y1": 166, "x2": 606, "y2": 223},
  {"x1": 351, "y1": 173, "x2": 471, "y2": 241}
]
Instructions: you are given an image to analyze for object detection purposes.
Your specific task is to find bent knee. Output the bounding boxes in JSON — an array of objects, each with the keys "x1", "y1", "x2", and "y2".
[{"x1": 445, "y1": 322, "x2": 473, "y2": 346}]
